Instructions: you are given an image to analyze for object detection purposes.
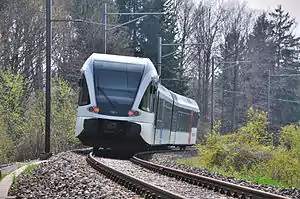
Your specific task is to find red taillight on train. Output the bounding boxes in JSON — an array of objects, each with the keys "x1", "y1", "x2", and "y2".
[
  {"x1": 128, "y1": 110, "x2": 140, "y2": 116},
  {"x1": 88, "y1": 106, "x2": 100, "y2": 113},
  {"x1": 93, "y1": 107, "x2": 100, "y2": 113},
  {"x1": 128, "y1": 110, "x2": 134, "y2": 116}
]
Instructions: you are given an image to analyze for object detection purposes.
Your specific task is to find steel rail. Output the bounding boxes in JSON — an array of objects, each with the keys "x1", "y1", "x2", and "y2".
[
  {"x1": 131, "y1": 152, "x2": 290, "y2": 199},
  {"x1": 86, "y1": 152, "x2": 185, "y2": 199},
  {"x1": 0, "y1": 164, "x2": 13, "y2": 169}
]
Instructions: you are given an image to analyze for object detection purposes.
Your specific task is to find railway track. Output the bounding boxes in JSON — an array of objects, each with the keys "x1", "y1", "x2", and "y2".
[
  {"x1": 86, "y1": 152, "x2": 185, "y2": 199},
  {"x1": 87, "y1": 148, "x2": 291, "y2": 199},
  {"x1": 131, "y1": 150, "x2": 290, "y2": 199}
]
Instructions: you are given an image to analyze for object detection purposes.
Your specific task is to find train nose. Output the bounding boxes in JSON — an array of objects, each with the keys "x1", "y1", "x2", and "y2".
[{"x1": 77, "y1": 118, "x2": 145, "y2": 150}]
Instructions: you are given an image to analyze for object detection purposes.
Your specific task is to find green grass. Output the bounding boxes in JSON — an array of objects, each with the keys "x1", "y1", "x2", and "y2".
[
  {"x1": 9, "y1": 173, "x2": 18, "y2": 194},
  {"x1": 176, "y1": 157, "x2": 290, "y2": 188},
  {"x1": 11, "y1": 173, "x2": 16, "y2": 186},
  {"x1": 176, "y1": 157, "x2": 202, "y2": 168},
  {"x1": 0, "y1": 173, "x2": 8, "y2": 181},
  {"x1": 247, "y1": 177, "x2": 289, "y2": 188},
  {"x1": 23, "y1": 163, "x2": 38, "y2": 175},
  {"x1": 1, "y1": 163, "x2": 37, "y2": 182},
  {"x1": 0, "y1": 163, "x2": 24, "y2": 182},
  {"x1": 9, "y1": 163, "x2": 38, "y2": 195}
]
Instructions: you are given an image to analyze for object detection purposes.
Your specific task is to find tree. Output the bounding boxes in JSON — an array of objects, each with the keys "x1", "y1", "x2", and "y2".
[
  {"x1": 177, "y1": 0, "x2": 196, "y2": 97},
  {"x1": 115, "y1": 0, "x2": 145, "y2": 55},
  {"x1": 220, "y1": 28, "x2": 248, "y2": 132},
  {"x1": 0, "y1": 0, "x2": 8, "y2": 11},
  {"x1": 115, "y1": 0, "x2": 187, "y2": 94},
  {"x1": 217, "y1": 2, "x2": 252, "y2": 132},
  {"x1": 191, "y1": 0, "x2": 229, "y2": 121},
  {"x1": 245, "y1": 13, "x2": 275, "y2": 111},
  {"x1": 0, "y1": 71, "x2": 26, "y2": 142},
  {"x1": 0, "y1": 0, "x2": 45, "y2": 92},
  {"x1": 160, "y1": 0, "x2": 187, "y2": 94},
  {"x1": 269, "y1": 5, "x2": 300, "y2": 72},
  {"x1": 65, "y1": 0, "x2": 131, "y2": 86},
  {"x1": 268, "y1": 5, "x2": 300, "y2": 126}
]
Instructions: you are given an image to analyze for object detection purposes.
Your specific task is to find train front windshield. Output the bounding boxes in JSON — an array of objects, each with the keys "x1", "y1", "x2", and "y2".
[{"x1": 93, "y1": 60, "x2": 144, "y2": 116}]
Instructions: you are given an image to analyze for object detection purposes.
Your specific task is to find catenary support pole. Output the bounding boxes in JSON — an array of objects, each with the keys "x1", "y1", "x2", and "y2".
[
  {"x1": 45, "y1": 0, "x2": 52, "y2": 154},
  {"x1": 104, "y1": 3, "x2": 107, "y2": 54},
  {"x1": 211, "y1": 57, "x2": 215, "y2": 133},
  {"x1": 158, "y1": 37, "x2": 162, "y2": 80},
  {"x1": 267, "y1": 70, "x2": 271, "y2": 133}
]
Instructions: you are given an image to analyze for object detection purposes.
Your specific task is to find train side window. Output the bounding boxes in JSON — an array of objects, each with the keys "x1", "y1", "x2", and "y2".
[
  {"x1": 150, "y1": 85, "x2": 157, "y2": 112},
  {"x1": 78, "y1": 74, "x2": 90, "y2": 106},
  {"x1": 139, "y1": 84, "x2": 157, "y2": 112},
  {"x1": 193, "y1": 112, "x2": 200, "y2": 127}
]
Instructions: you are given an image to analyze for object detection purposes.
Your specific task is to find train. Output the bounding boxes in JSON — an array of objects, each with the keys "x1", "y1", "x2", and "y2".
[{"x1": 74, "y1": 53, "x2": 200, "y2": 151}]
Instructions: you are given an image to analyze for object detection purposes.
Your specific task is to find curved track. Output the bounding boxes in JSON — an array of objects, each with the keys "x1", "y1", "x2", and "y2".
[
  {"x1": 86, "y1": 152, "x2": 185, "y2": 199},
  {"x1": 131, "y1": 150, "x2": 290, "y2": 199},
  {"x1": 87, "y1": 149, "x2": 291, "y2": 199}
]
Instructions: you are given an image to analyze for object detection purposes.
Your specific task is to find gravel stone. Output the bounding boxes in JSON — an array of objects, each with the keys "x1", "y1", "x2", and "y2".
[
  {"x1": 9, "y1": 151, "x2": 141, "y2": 199},
  {"x1": 144, "y1": 149, "x2": 300, "y2": 199},
  {"x1": 96, "y1": 157, "x2": 233, "y2": 199}
]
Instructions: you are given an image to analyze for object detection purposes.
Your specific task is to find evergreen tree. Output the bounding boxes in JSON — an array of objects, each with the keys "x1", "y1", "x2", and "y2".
[
  {"x1": 156, "y1": 0, "x2": 187, "y2": 94},
  {"x1": 268, "y1": 5, "x2": 300, "y2": 126},
  {"x1": 246, "y1": 12, "x2": 275, "y2": 111},
  {"x1": 116, "y1": 0, "x2": 188, "y2": 95},
  {"x1": 269, "y1": 5, "x2": 300, "y2": 71},
  {"x1": 71, "y1": 0, "x2": 129, "y2": 56},
  {"x1": 219, "y1": 26, "x2": 247, "y2": 132},
  {"x1": 64, "y1": 0, "x2": 130, "y2": 86},
  {"x1": 0, "y1": 0, "x2": 8, "y2": 11},
  {"x1": 115, "y1": 0, "x2": 145, "y2": 55}
]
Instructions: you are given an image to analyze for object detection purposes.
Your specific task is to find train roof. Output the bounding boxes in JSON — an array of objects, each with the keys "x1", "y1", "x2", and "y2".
[
  {"x1": 83, "y1": 53, "x2": 151, "y2": 67},
  {"x1": 158, "y1": 84, "x2": 199, "y2": 112},
  {"x1": 170, "y1": 90, "x2": 199, "y2": 112},
  {"x1": 82, "y1": 53, "x2": 157, "y2": 77},
  {"x1": 158, "y1": 84, "x2": 173, "y2": 104}
]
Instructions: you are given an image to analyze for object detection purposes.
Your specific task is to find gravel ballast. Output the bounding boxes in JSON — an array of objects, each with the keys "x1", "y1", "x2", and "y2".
[
  {"x1": 9, "y1": 151, "x2": 140, "y2": 199},
  {"x1": 96, "y1": 156, "x2": 232, "y2": 199},
  {"x1": 144, "y1": 149, "x2": 299, "y2": 199}
]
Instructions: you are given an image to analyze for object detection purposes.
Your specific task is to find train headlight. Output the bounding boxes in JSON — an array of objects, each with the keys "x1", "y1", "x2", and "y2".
[{"x1": 128, "y1": 110, "x2": 140, "y2": 117}]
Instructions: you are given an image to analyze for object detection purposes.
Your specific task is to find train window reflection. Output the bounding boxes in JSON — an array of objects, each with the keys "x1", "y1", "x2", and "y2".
[{"x1": 93, "y1": 60, "x2": 144, "y2": 116}]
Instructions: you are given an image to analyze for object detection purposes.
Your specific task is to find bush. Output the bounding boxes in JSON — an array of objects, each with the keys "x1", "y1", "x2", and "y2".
[
  {"x1": 279, "y1": 124, "x2": 300, "y2": 159},
  {"x1": 264, "y1": 148, "x2": 300, "y2": 186},
  {"x1": 236, "y1": 107, "x2": 272, "y2": 146},
  {"x1": 0, "y1": 71, "x2": 27, "y2": 163},
  {"x1": 197, "y1": 133, "x2": 273, "y2": 174},
  {"x1": 0, "y1": 70, "x2": 27, "y2": 142},
  {"x1": 51, "y1": 78, "x2": 81, "y2": 153},
  {"x1": 0, "y1": 70, "x2": 81, "y2": 164},
  {"x1": 196, "y1": 120, "x2": 211, "y2": 144},
  {"x1": 195, "y1": 107, "x2": 300, "y2": 188},
  {"x1": 0, "y1": 120, "x2": 14, "y2": 163}
]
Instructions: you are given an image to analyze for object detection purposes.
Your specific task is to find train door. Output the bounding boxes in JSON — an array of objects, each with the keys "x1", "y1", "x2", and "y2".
[
  {"x1": 154, "y1": 96, "x2": 163, "y2": 144},
  {"x1": 153, "y1": 92, "x2": 160, "y2": 144},
  {"x1": 169, "y1": 104, "x2": 176, "y2": 145},
  {"x1": 154, "y1": 92, "x2": 172, "y2": 145},
  {"x1": 169, "y1": 93, "x2": 178, "y2": 145}
]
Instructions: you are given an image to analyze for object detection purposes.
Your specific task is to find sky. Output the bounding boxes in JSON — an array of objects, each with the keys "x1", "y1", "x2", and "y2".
[
  {"x1": 243, "y1": 0, "x2": 300, "y2": 36},
  {"x1": 194, "y1": 0, "x2": 300, "y2": 36}
]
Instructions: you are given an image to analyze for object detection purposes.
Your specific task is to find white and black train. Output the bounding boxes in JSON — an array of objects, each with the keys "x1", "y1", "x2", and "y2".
[{"x1": 75, "y1": 53, "x2": 200, "y2": 151}]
